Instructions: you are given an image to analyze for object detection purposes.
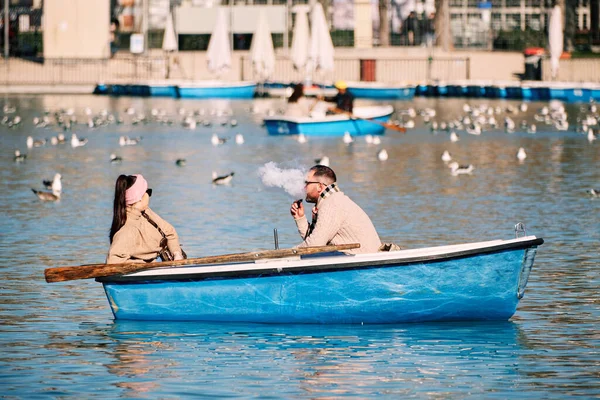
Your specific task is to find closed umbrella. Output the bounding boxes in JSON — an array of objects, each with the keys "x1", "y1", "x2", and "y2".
[
  {"x1": 162, "y1": 11, "x2": 178, "y2": 52},
  {"x1": 548, "y1": 5, "x2": 563, "y2": 80},
  {"x1": 309, "y1": 2, "x2": 335, "y2": 77},
  {"x1": 290, "y1": 5, "x2": 310, "y2": 77},
  {"x1": 207, "y1": 8, "x2": 232, "y2": 76},
  {"x1": 250, "y1": 10, "x2": 276, "y2": 81}
]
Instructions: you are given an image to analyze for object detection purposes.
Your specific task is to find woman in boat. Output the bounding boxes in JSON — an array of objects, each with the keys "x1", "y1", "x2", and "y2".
[
  {"x1": 285, "y1": 83, "x2": 313, "y2": 117},
  {"x1": 107, "y1": 174, "x2": 184, "y2": 264}
]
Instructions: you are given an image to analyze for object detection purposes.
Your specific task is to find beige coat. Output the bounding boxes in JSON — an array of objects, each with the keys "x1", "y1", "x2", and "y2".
[
  {"x1": 295, "y1": 191, "x2": 381, "y2": 254},
  {"x1": 106, "y1": 207, "x2": 181, "y2": 264}
]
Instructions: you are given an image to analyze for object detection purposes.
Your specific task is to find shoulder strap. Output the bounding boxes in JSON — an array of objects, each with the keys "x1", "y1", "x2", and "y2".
[{"x1": 141, "y1": 211, "x2": 167, "y2": 239}]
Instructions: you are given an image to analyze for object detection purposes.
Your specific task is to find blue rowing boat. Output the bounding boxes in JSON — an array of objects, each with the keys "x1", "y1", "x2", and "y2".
[
  {"x1": 177, "y1": 81, "x2": 257, "y2": 99},
  {"x1": 98, "y1": 235, "x2": 544, "y2": 323},
  {"x1": 346, "y1": 82, "x2": 416, "y2": 100},
  {"x1": 263, "y1": 105, "x2": 394, "y2": 136}
]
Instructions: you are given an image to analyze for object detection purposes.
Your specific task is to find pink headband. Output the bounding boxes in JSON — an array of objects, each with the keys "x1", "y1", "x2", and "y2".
[{"x1": 125, "y1": 174, "x2": 148, "y2": 205}]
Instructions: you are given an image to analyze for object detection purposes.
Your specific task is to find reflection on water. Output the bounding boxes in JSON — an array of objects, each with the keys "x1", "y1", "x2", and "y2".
[{"x1": 0, "y1": 95, "x2": 599, "y2": 397}]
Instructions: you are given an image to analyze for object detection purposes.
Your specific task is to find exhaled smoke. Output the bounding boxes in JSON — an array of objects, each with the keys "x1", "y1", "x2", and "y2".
[{"x1": 258, "y1": 162, "x2": 306, "y2": 199}]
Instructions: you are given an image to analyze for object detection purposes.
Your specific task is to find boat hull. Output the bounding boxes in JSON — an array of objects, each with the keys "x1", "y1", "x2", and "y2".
[
  {"x1": 100, "y1": 237, "x2": 542, "y2": 324},
  {"x1": 347, "y1": 85, "x2": 416, "y2": 100},
  {"x1": 178, "y1": 82, "x2": 256, "y2": 99},
  {"x1": 263, "y1": 106, "x2": 394, "y2": 136}
]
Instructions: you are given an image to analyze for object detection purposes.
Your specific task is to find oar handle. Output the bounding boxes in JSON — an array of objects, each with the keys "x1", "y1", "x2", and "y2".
[{"x1": 44, "y1": 243, "x2": 360, "y2": 283}]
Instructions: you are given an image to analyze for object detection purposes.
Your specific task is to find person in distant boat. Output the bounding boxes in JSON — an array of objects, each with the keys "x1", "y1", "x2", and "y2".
[
  {"x1": 319, "y1": 80, "x2": 355, "y2": 114},
  {"x1": 107, "y1": 174, "x2": 184, "y2": 264},
  {"x1": 285, "y1": 83, "x2": 314, "y2": 117},
  {"x1": 289, "y1": 165, "x2": 381, "y2": 254}
]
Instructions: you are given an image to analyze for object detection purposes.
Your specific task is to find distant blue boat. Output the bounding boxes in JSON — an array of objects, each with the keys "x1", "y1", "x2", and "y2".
[
  {"x1": 144, "y1": 81, "x2": 179, "y2": 97},
  {"x1": 263, "y1": 105, "x2": 394, "y2": 136},
  {"x1": 98, "y1": 236, "x2": 543, "y2": 323},
  {"x1": 346, "y1": 82, "x2": 416, "y2": 100},
  {"x1": 177, "y1": 81, "x2": 256, "y2": 99}
]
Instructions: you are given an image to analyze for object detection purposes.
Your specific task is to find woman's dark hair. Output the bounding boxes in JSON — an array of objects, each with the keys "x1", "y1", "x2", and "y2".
[
  {"x1": 109, "y1": 174, "x2": 137, "y2": 243},
  {"x1": 310, "y1": 165, "x2": 337, "y2": 184},
  {"x1": 288, "y1": 83, "x2": 304, "y2": 103}
]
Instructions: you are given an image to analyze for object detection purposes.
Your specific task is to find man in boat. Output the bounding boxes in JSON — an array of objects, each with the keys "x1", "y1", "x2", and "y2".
[
  {"x1": 289, "y1": 165, "x2": 381, "y2": 254},
  {"x1": 319, "y1": 81, "x2": 355, "y2": 114}
]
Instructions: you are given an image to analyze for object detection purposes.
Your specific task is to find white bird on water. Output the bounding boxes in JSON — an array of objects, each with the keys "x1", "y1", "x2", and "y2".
[
  {"x1": 211, "y1": 133, "x2": 227, "y2": 146},
  {"x1": 343, "y1": 131, "x2": 354, "y2": 144},
  {"x1": 588, "y1": 188, "x2": 599, "y2": 197},
  {"x1": 365, "y1": 134, "x2": 374, "y2": 144},
  {"x1": 14, "y1": 150, "x2": 27, "y2": 162},
  {"x1": 43, "y1": 173, "x2": 62, "y2": 193},
  {"x1": 450, "y1": 131, "x2": 460, "y2": 142},
  {"x1": 517, "y1": 147, "x2": 527, "y2": 161},
  {"x1": 587, "y1": 128, "x2": 597, "y2": 142},
  {"x1": 441, "y1": 150, "x2": 452, "y2": 163},
  {"x1": 377, "y1": 149, "x2": 388, "y2": 161},
  {"x1": 448, "y1": 161, "x2": 474, "y2": 176},
  {"x1": 315, "y1": 156, "x2": 330, "y2": 166},
  {"x1": 71, "y1": 133, "x2": 88, "y2": 148},
  {"x1": 297, "y1": 133, "x2": 307, "y2": 144},
  {"x1": 372, "y1": 136, "x2": 381, "y2": 145},
  {"x1": 235, "y1": 133, "x2": 244, "y2": 144},
  {"x1": 212, "y1": 171, "x2": 234, "y2": 185},
  {"x1": 110, "y1": 154, "x2": 123, "y2": 163}
]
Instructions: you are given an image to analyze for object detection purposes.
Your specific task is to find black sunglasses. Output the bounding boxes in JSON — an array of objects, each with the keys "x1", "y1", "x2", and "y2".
[
  {"x1": 304, "y1": 181, "x2": 323, "y2": 186},
  {"x1": 146, "y1": 188, "x2": 153, "y2": 197}
]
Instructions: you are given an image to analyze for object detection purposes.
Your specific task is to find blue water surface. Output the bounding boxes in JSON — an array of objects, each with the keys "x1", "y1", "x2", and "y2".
[{"x1": 0, "y1": 95, "x2": 599, "y2": 398}]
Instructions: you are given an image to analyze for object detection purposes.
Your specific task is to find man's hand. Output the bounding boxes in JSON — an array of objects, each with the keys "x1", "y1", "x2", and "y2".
[{"x1": 290, "y1": 200, "x2": 305, "y2": 219}]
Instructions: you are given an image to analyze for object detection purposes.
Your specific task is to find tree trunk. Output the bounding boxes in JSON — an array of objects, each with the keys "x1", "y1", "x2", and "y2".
[
  {"x1": 590, "y1": 0, "x2": 599, "y2": 42},
  {"x1": 379, "y1": 0, "x2": 390, "y2": 46},
  {"x1": 434, "y1": 0, "x2": 453, "y2": 51},
  {"x1": 563, "y1": 0, "x2": 577, "y2": 52}
]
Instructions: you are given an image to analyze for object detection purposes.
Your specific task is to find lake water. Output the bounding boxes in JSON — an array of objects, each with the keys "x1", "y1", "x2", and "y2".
[{"x1": 1, "y1": 95, "x2": 599, "y2": 398}]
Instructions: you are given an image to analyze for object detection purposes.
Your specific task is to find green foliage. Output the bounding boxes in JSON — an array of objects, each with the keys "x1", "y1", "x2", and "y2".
[{"x1": 493, "y1": 29, "x2": 546, "y2": 51}]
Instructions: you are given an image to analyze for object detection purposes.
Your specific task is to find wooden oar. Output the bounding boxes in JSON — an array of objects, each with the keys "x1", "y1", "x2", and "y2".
[
  {"x1": 44, "y1": 243, "x2": 360, "y2": 283},
  {"x1": 332, "y1": 108, "x2": 406, "y2": 133}
]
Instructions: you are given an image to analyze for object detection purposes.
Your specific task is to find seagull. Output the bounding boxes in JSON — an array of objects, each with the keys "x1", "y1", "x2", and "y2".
[
  {"x1": 211, "y1": 133, "x2": 227, "y2": 146},
  {"x1": 450, "y1": 131, "x2": 460, "y2": 142},
  {"x1": 235, "y1": 133, "x2": 244, "y2": 144},
  {"x1": 377, "y1": 149, "x2": 388, "y2": 161},
  {"x1": 587, "y1": 128, "x2": 597, "y2": 142},
  {"x1": 27, "y1": 136, "x2": 46, "y2": 148},
  {"x1": 71, "y1": 133, "x2": 88, "y2": 148},
  {"x1": 372, "y1": 136, "x2": 381, "y2": 145},
  {"x1": 448, "y1": 161, "x2": 474, "y2": 176},
  {"x1": 176, "y1": 158, "x2": 186, "y2": 166},
  {"x1": 230, "y1": 119, "x2": 238, "y2": 127},
  {"x1": 519, "y1": 103, "x2": 528, "y2": 112},
  {"x1": 343, "y1": 131, "x2": 354, "y2": 144},
  {"x1": 466, "y1": 124, "x2": 482, "y2": 136},
  {"x1": 517, "y1": 147, "x2": 527, "y2": 161},
  {"x1": 212, "y1": 171, "x2": 234, "y2": 185},
  {"x1": 119, "y1": 136, "x2": 142, "y2": 146},
  {"x1": 527, "y1": 124, "x2": 537, "y2": 134},
  {"x1": 14, "y1": 150, "x2": 27, "y2": 162},
  {"x1": 110, "y1": 154, "x2": 123, "y2": 164},
  {"x1": 297, "y1": 133, "x2": 307, "y2": 144},
  {"x1": 57, "y1": 133, "x2": 66, "y2": 144},
  {"x1": 588, "y1": 188, "x2": 599, "y2": 197},
  {"x1": 365, "y1": 134, "x2": 374, "y2": 144},
  {"x1": 315, "y1": 156, "x2": 330, "y2": 166},
  {"x1": 43, "y1": 173, "x2": 62, "y2": 193},
  {"x1": 31, "y1": 188, "x2": 61, "y2": 202},
  {"x1": 441, "y1": 150, "x2": 452, "y2": 163}
]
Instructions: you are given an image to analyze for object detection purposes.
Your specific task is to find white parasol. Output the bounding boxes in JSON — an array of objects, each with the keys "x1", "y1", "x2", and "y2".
[
  {"x1": 207, "y1": 8, "x2": 232, "y2": 76},
  {"x1": 548, "y1": 5, "x2": 563, "y2": 80},
  {"x1": 290, "y1": 5, "x2": 311, "y2": 76},
  {"x1": 162, "y1": 11, "x2": 178, "y2": 52},
  {"x1": 308, "y1": 2, "x2": 335, "y2": 77},
  {"x1": 250, "y1": 10, "x2": 276, "y2": 81}
]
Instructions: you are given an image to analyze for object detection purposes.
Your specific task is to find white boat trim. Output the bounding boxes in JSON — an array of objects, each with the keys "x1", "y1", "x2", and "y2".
[
  {"x1": 121, "y1": 236, "x2": 540, "y2": 279},
  {"x1": 264, "y1": 105, "x2": 394, "y2": 124}
]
